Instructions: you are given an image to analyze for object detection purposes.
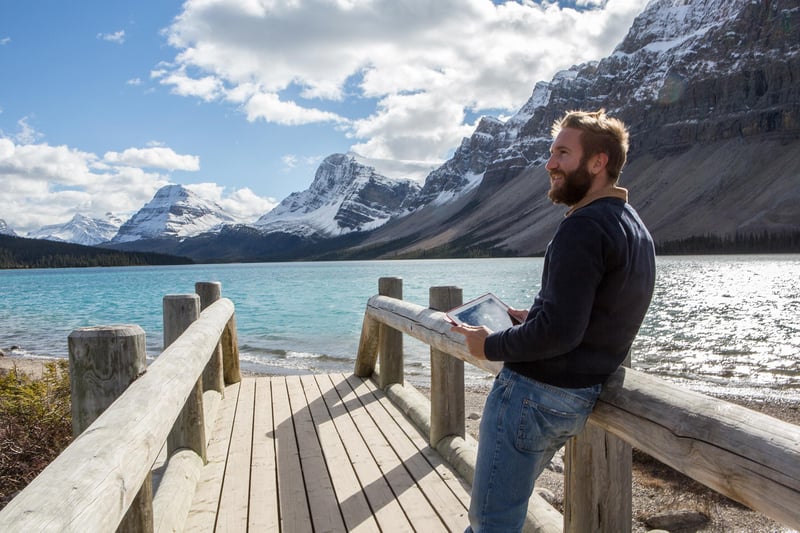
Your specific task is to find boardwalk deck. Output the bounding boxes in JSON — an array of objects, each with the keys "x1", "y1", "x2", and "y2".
[{"x1": 183, "y1": 373, "x2": 471, "y2": 532}]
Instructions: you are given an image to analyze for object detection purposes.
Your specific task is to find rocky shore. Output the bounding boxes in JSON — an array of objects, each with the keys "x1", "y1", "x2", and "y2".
[{"x1": 3, "y1": 354, "x2": 798, "y2": 532}]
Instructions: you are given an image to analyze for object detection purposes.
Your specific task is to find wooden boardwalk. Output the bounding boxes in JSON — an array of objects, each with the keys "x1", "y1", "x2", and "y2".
[{"x1": 182, "y1": 373, "x2": 471, "y2": 532}]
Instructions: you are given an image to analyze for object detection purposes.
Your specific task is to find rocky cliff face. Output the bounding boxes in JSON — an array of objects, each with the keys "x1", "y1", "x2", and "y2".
[
  {"x1": 0, "y1": 219, "x2": 17, "y2": 237},
  {"x1": 347, "y1": 0, "x2": 800, "y2": 258},
  {"x1": 27, "y1": 213, "x2": 121, "y2": 245},
  {"x1": 112, "y1": 184, "x2": 236, "y2": 243},
  {"x1": 255, "y1": 153, "x2": 420, "y2": 237}
]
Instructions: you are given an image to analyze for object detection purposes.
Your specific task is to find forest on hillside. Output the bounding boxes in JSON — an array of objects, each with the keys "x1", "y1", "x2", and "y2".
[
  {"x1": 655, "y1": 231, "x2": 800, "y2": 255},
  {"x1": 0, "y1": 235, "x2": 193, "y2": 269}
]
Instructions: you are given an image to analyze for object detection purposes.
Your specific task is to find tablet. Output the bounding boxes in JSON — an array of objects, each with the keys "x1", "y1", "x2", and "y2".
[{"x1": 446, "y1": 293, "x2": 516, "y2": 331}]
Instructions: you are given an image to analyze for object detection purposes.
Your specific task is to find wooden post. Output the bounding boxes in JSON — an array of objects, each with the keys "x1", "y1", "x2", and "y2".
[
  {"x1": 193, "y1": 281, "x2": 241, "y2": 384},
  {"x1": 429, "y1": 286, "x2": 465, "y2": 446},
  {"x1": 221, "y1": 312, "x2": 242, "y2": 384},
  {"x1": 354, "y1": 313, "x2": 380, "y2": 377},
  {"x1": 564, "y1": 350, "x2": 633, "y2": 532},
  {"x1": 163, "y1": 294, "x2": 207, "y2": 463},
  {"x1": 195, "y1": 282, "x2": 225, "y2": 394},
  {"x1": 68, "y1": 325, "x2": 153, "y2": 533},
  {"x1": 378, "y1": 277, "x2": 403, "y2": 389}
]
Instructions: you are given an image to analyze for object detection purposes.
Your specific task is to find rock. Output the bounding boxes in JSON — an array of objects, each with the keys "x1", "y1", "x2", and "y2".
[
  {"x1": 534, "y1": 487, "x2": 559, "y2": 507},
  {"x1": 645, "y1": 509, "x2": 710, "y2": 532},
  {"x1": 545, "y1": 449, "x2": 565, "y2": 474},
  {"x1": 467, "y1": 412, "x2": 481, "y2": 420}
]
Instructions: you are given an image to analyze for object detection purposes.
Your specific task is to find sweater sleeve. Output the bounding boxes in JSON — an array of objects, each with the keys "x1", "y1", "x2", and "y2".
[{"x1": 484, "y1": 215, "x2": 606, "y2": 362}]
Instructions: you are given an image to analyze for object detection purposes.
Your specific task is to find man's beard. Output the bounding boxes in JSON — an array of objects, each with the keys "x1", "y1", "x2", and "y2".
[{"x1": 547, "y1": 163, "x2": 593, "y2": 206}]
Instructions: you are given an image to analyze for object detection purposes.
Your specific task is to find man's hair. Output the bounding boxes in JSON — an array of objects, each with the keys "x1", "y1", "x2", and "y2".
[{"x1": 551, "y1": 109, "x2": 629, "y2": 181}]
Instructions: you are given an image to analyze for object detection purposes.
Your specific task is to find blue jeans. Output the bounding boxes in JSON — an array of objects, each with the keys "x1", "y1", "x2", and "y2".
[{"x1": 466, "y1": 367, "x2": 601, "y2": 533}]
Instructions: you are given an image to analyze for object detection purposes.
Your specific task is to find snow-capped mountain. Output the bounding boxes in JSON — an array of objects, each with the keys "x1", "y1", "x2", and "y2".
[
  {"x1": 254, "y1": 153, "x2": 421, "y2": 237},
  {"x1": 0, "y1": 219, "x2": 17, "y2": 237},
  {"x1": 346, "y1": 0, "x2": 800, "y2": 257},
  {"x1": 26, "y1": 213, "x2": 122, "y2": 246},
  {"x1": 59, "y1": 0, "x2": 800, "y2": 261},
  {"x1": 112, "y1": 184, "x2": 236, "y2": 243}
]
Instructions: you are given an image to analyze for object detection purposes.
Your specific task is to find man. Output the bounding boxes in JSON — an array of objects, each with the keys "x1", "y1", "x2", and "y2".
[{"x1": 452, "y1": 109, "x2": 656, "y2": 533}]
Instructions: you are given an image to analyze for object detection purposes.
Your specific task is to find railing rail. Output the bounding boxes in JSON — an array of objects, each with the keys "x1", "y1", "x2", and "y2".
[
  {"x1": 355, "y1": 278, "x2": 800, "y2": 533},
  {"x1": 0, "y1": 283, "x2": 240, "y2": 533}
]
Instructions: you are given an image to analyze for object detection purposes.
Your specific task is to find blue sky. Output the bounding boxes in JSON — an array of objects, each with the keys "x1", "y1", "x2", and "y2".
[{"x1": 0, "y1": 0, "x2": 648, "y2": 234}]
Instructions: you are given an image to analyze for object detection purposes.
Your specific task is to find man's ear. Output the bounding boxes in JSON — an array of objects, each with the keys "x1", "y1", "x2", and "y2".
[{"x1": 589, "y1": 152, "x2": 609, "y2": 175}]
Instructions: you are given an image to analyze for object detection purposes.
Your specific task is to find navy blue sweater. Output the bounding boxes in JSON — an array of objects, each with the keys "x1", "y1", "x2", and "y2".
[{"x1": 484, "y1": 197, "x2": 655, "y2": 388}]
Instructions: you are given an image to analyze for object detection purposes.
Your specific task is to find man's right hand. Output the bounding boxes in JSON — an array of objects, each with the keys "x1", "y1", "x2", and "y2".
[{"x1": 450, "y1": 323, "x2": 491, "y2": 360}]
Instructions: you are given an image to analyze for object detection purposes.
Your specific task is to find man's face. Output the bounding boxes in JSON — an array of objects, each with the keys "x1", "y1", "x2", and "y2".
[{"x1": 545, "y1": 127, "x2": 592, "y2": 206}]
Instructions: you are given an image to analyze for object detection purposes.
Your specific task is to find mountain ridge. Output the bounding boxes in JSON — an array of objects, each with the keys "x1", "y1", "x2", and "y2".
[{"x1": 13, "y1": 0, "x2": 800, "y2": 261}]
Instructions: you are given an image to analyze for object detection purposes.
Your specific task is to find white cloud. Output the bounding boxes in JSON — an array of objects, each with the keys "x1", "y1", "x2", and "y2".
[
  {"x1": 0, "y1": 129, "x2": 274, "y2": 232},
  {"x1": 13, "y1": 117, "x2": 44, "y2": 144},
  {"x1": 0, "y1": 37, "x2": 10, "y2": 46},
  {"x1": 281, "y1": 154, "x2": 323, "y2": 173},
  {"x1": 152, "y1": 67, "x2": 223, "y2": 101},
  {"x1": 186, "y1": 182, "x2": 278, "y2": 222},
  {"x1": 159, "y1": 0, "x2": 648, "y2": 163},
  {"x1": 97, "y1": 30, "x2": 126, "y2": 44},
  {"x1": 244, "y1": 92, "x2": 343, "y2": 126},
  {"x1": 103, "y1": 146, "x2": 201, "y2": 171}
]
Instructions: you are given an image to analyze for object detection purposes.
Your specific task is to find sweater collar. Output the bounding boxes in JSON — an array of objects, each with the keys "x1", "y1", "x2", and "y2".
[{"x1": 565, "y1": 184, "x2": 628, "y2": 217}]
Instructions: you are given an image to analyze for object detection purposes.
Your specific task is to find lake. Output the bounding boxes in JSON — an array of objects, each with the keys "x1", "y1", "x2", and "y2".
[{"x1": 1, "y1": 256, "x2": 798, "y2": 401}]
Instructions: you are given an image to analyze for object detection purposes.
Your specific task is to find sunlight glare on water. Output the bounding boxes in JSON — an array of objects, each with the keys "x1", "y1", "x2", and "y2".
[{"x1": 634, "y1": 256, "x2": 800, "y2": 398}]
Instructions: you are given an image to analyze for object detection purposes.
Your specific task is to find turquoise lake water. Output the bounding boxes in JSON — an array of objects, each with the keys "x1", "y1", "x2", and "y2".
[{"x1": 1, "y1": 256, "x2": 798, "y2": 401}]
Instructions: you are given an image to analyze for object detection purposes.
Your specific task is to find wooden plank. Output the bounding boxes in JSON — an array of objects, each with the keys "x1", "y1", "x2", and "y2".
[
  {"x1": 248, "y1": 377, "x2": 279, "y2": 531},
  {"x1": 326, "y1": 374, "x2": 415, "y2": 532},
  {"x1": 272, "y1": 377, "x2": 312, "y2": 532},
  {"x1": 361, "y1": 378, "x2": 472, "y2": 509},
  {"x1": 356, "y1": 376, "x2": 469, "y2": 531},
  {"x1": 286, "y1": 375, "x2": 347, "y2": 532},
  {"x1": 185, "y1": 382, "x2": 241, "y2": 532},
  {"x1": 216, "y1": 378, "x2": 255, "y2": 532},
  {"x1": 335, "y1": 376, "x2": 447, "y2": 532},
  {"x1": 303, "y1": 374, "x2": 380, "y2": 533}
]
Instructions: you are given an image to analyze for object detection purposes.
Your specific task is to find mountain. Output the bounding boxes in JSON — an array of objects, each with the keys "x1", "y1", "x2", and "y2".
[
  {"x1": 335, "y1": 0, "x2": 800, "y2": 258},
  {"x1": 0, "y1": 220, "x2": 17, "y2": 237},
  {"x1": 111, "y1": 184, "x2": 237, "y2": 243},
  {"x1": 94, "y1": 0, "x2": 800, "y2": 261},
  {"x1": 254, "y1": 153, "x2": 421, "y2": 237},
  {"x1": 26, "y1": 213, "x2": 122, "y2": 246}
]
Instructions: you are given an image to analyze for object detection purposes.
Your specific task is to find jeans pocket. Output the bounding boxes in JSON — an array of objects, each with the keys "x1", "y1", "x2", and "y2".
[{"x1": 515, "y1": 397, "x2": 585, "y2": 454}]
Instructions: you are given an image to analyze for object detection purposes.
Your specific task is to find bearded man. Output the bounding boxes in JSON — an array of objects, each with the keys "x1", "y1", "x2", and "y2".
[{"x1": 452, "y1": 109, "x2": 656, "y2": 533}]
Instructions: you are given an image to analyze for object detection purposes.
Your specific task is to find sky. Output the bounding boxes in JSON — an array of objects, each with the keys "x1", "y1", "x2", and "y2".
[{"x1": 0, "y1": 0, "x2": 649, "y2": 234}]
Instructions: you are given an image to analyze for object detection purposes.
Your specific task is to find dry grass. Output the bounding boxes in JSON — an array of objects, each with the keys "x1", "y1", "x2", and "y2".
[{"x1": 0, "y1": 360, "x2": 72, "y2": 510}]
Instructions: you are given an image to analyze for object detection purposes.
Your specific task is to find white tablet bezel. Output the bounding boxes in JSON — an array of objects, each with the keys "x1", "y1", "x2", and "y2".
[{"x1": 446, "y1": 292, "x2": 516, "y2": 331}]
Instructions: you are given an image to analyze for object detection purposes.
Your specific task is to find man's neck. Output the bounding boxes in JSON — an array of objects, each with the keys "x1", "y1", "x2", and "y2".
[{"x1": 566, "y1": 182, "x2": 628, "y2": 216}]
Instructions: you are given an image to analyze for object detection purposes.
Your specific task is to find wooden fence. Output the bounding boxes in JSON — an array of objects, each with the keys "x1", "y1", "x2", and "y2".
[
  {"x1": 354, "y1": 277, "x2": 800, "y2": 533},
  {"x1": 0, "y1": 282, "x2": 241, "y2": 533}
]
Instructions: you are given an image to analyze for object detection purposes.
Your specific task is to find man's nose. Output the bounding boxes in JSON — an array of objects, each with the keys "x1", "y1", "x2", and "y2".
[{"x1": 545, "y1": 154, "x2": 557, "y2": 171}]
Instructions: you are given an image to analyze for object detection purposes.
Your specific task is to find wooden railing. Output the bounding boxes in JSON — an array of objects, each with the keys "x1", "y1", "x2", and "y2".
[
  {"x1": 354, "y1": 277, "x2": 800, "y2": 533},
  {"x1": 0, "y1": 282, "x2": 241, "y2": 533}
]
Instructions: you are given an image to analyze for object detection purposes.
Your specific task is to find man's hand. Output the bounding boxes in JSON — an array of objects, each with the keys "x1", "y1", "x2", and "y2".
[
  {"x1": 508, "y1": 307, "x2": 528, "y2": 324},
  {"x1": 450, "y1": 323, "x2": 491, "y2": 360}
]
